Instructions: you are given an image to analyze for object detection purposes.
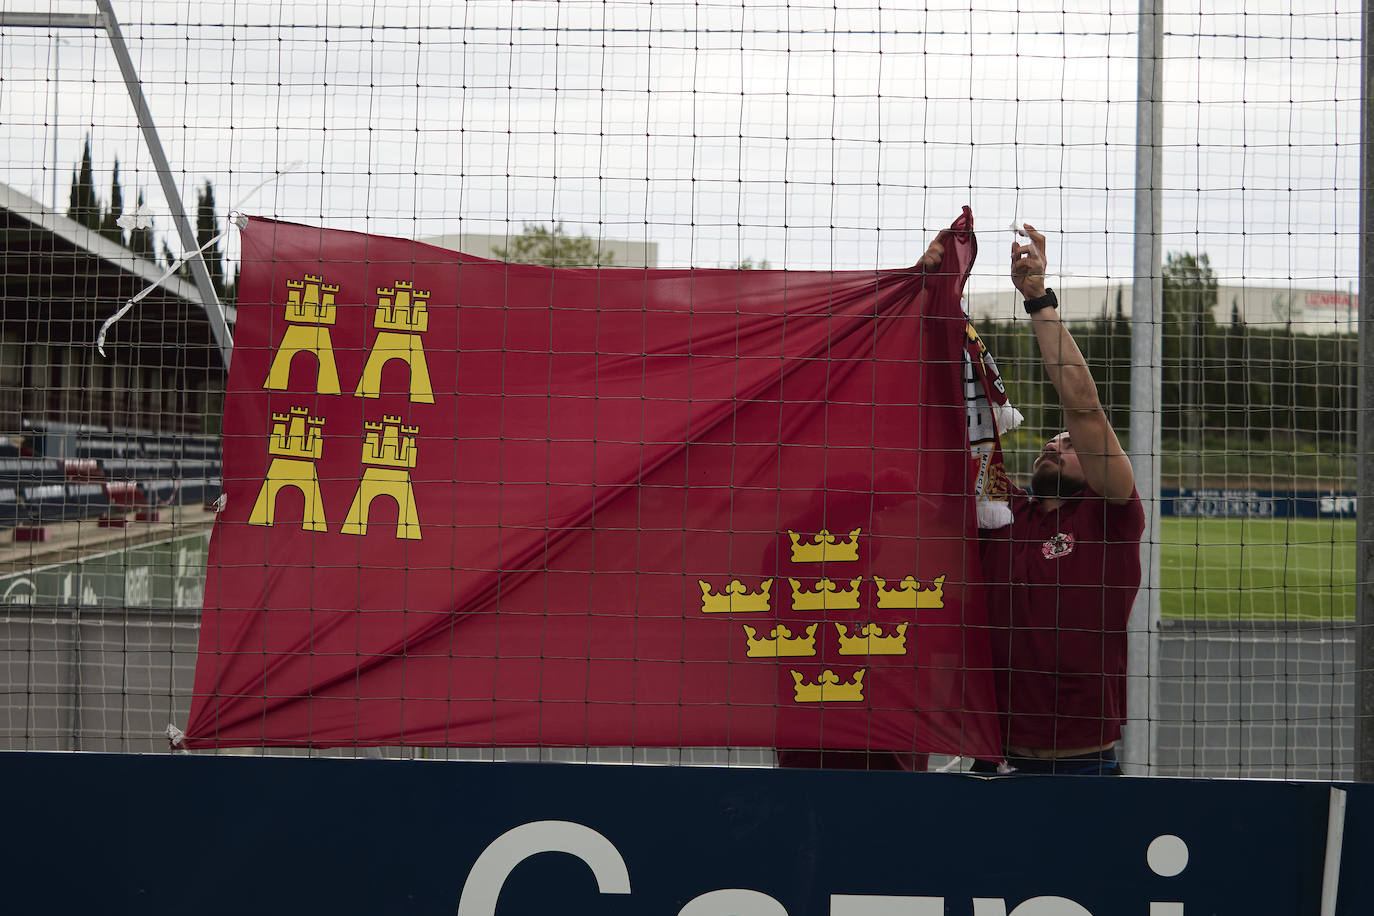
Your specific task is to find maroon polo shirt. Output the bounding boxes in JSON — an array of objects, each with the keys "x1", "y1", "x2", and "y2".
[{"x1": 978, "y1": 484, "x2": 1145, "y2": 750}]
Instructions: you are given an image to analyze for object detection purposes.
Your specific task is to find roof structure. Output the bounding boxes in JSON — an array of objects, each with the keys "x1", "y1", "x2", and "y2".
[{"x1": 0, "y1": 180, "x2": 231, "y2": 364}]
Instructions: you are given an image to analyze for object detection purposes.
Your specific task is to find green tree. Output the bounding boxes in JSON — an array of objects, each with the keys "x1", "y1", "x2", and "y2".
[
  {"x1": 1081, "y1": 288, "x2": 1131, "y2": 435},
  {"x1": 1162, "y1": 252, "x2": 1219, "y2": 449},
  {"x1": 66, "y1": 135, "x2": 101, "y2": 231},
  {"x1": 492, "y1": 222, "x2": 616, "y2": 267},
  {"x1": 195, "y1": 181, "x2": 225, "y2": 295},
  {"x1": 98, "y1": 157, "x2": 126, "y2": 246},
  {"x1": 730, "y1": 257, "x2": 772, "y2": 270},
  {"x1": 169, "y1": 180, "x2": 237, "y2": 305}
]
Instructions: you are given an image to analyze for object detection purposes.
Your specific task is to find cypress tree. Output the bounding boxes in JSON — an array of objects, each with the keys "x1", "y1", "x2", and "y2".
[
  {"x1": 98, "y1": 157, "x2": 126, "y2": 245},
  {"x1": 66, "y1": 135, "x2": 101, "y2": 231},
  {"x1": 195, "y1": 180, "x2": 226, "y2": 298}
]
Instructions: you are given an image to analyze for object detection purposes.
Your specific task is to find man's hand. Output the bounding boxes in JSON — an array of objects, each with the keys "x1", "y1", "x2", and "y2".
[
  {"x1": 1011, "y1": 223, "x2": 1048, "y2": 300},
  {"x1": 918, "y1": 229, "x2": 954, "y2": 272}
]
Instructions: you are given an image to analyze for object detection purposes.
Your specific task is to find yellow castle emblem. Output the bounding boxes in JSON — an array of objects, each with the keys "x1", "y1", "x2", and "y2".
[
  {"x1": 246, "y1": 408, "x2": 426, "y2": 540},
  {"x1": 788, "y1": 528, "x2": 861, "y2": 563},
  {"x1": 699, "y1": 579, "x2": 772, "y2": 614},
  {"x1": 743, "y1": 623, "x2": 817, "y2": 658},
  {"x1": 341, "y1": 415, "x2": 423, "y2": 540},
  {"x1": 791, "y1": 669, "x2": 866, "y2": 703},
  {"x1": 355, "y1": 281, "x2": 435, "y2": 403},
  {"x1": 261, "y1": 275, "x2": 438, "y2": 404},
  {"x1": 248, "y1": 406, "x2": 328, "y2": 531},
  {"x1": 264, "y1": 275, "x2": 342, "y2": 395}
]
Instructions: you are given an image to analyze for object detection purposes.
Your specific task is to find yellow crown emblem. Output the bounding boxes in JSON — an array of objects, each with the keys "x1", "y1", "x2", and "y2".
[
  {"x1": 285, "y1": 274, "x2": 339, "y2": 325},
  {"x1": 835, "y1": 622, "x2": 909, "y2": 656},
  {"x1": 374, "y1": 281, "x2": 430, "y2": 333},
  {"x1": 267, "y1": 406, "x2": 325, "y2": 460},
  {"x1": 743, "y1": 623, "x2": 818, "y2": 658},
  {"x1": 789, "y1": 577, "x2": 861, "y2": 612},
  {"x1": 791, "y1": 669, "x2": 866, "y2": 703},
  {"x1": 361, "y1": 415, "x2": 420, "y2": 469},
  {"x1": 788, "y1": 528, "x2": 862, "y2": 563},
  {"x1": 699, "y1": 579, "x2": 772, "y2": 614},
  {"x1": 873, "y1": 574, "x2": 946, "y2": 610}
]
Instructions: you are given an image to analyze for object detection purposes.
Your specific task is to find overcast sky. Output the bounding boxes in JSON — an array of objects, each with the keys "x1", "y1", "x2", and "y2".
[{"x1": 0, "y1": 0, "x2": 1360, "y2": 304}]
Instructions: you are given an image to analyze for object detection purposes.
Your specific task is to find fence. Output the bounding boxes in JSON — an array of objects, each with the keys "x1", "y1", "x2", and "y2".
[{"x1": 0, "y1": 1, "x2": 1363, "y2": 778}]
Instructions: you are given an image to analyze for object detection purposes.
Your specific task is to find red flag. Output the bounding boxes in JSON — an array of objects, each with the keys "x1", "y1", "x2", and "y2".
[{"x1": 184, "y1": 209, "x2": 1000, "y2": 757}]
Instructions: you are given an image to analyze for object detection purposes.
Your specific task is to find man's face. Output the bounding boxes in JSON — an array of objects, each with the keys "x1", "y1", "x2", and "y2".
[{"x1": 1031, "y1": 431, "x2": 1087, "y2": 498}]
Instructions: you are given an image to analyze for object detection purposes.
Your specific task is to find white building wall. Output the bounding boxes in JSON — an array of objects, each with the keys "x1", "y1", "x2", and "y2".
[{"x1": 423, "y1": 231, "x2": 659, "y2": 269}]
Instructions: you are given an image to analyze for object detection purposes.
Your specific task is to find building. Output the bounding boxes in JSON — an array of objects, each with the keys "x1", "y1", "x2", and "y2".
[
  {"x1": 0, "y1": 181, "x2": 228, "y2": 439},
  {"x1": 422, "y1": 231, "x2": 659, "y2": 268}
]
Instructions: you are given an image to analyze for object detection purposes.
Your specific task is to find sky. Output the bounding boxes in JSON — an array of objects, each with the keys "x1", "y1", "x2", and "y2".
[{"x1": 0, "y1": 0, "x2": 1360, "y2": 305}]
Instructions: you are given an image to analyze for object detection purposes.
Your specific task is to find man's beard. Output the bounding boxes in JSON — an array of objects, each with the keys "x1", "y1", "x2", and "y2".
[{"x1": 1031, "y1": 462, "x2": 1084, "y2": 499}]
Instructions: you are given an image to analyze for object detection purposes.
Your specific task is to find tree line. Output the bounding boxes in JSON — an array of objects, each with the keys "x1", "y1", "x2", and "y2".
[
  {"x1": 974, "y1": 251, "x2": 1356, "y2": 451},
  {"x1": 59, "y1": 143, "x2": 1356, "y2": 452},
  {"x1": 65, "y1": 135, "x2": 235, "y2": 304}
]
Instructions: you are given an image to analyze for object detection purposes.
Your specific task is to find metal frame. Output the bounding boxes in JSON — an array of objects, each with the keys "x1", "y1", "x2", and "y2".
[
  {"x1": 1124, "y1": 0, "x2": 1164, "y2": 776},
  {"x1": 2, "y1": 2, "x2": 233, "y2": 365},
  {"x1": 1357, "y1": 0, "x2": 1374, "y2": 783}
]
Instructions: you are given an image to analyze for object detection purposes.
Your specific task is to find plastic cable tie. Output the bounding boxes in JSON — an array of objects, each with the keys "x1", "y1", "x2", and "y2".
[
  {"x1": 116, "y1": 204, "x2": 153, "y2": 232},
  {"x1": 95, "y1": 160, "x2": 304, "y2": 357},
  {"x1": 97, "y1": 229, "x2": 227, "y2": 357}
]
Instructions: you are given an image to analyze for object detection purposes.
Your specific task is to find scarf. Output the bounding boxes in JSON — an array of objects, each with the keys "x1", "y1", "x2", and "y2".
[{"x1": 964, "y1": 321, "x2": 1022, "y2": 529}]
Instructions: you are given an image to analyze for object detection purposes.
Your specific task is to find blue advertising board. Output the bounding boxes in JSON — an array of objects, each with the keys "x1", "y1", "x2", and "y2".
[
  {"x1": 1163, "y1": 487, "x2": 1356, "y2": 519},
  {"x1": 0, "y1": 752, "x2": 1367, "y2": 914}
]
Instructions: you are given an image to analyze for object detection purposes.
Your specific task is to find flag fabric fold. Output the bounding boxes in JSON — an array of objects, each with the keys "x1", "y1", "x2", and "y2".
[{"x1": 184, "y1": 208, "x2": 1001, "y2": 758}]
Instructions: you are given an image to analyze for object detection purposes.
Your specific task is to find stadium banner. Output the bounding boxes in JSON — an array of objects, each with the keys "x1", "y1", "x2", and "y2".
[
  {"x1": 1162, "y1": 487, "x2": 1358, "y2": 519},
  {"x1": 183, "y1": 210, "x2": 1000, "y2": 756},
  {"x1": 2, "y1": 752, "x2": 1366, "y2": 915}
]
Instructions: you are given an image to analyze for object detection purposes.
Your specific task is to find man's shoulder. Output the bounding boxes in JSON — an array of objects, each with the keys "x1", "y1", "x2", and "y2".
[{"x1": 1076, "y1": 485, "x2": 1146, "y2": 537}]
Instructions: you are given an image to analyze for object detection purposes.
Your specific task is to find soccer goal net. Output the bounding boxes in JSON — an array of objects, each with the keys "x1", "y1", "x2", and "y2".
[{"x1": 0, "y1": 0, "x2": 1359, "y2": 779}]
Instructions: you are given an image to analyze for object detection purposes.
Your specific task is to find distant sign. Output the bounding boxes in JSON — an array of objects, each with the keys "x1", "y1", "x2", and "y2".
[
  {"x1": 1164, "y1": 488, "x2": 1356, "y2": 518},
  {"x1": 4, "y1": 753, "x2": 1373, "y2": 915},
  {"x1": 0, "y1": 531, "x2": 209, "y2": 608},
  {"x1": 1303, "y1": 291, "x2": 1353, "y2": 310}
]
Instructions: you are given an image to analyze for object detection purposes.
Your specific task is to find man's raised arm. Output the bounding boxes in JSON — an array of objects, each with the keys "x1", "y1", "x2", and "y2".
[{"x1": 1011, "y1": 224, "x2": 1135, "y2": 503}]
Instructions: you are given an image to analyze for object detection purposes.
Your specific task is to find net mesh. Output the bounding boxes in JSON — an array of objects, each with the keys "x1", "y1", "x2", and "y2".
[{"x1": 0, "y1": 0, "x2": 1360, "y2": 777}]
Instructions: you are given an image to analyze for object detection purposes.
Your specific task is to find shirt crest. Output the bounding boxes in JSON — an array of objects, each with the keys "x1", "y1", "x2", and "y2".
[{"x1": 1041, "y1": 532, "x2": 1075, "y2": 560}]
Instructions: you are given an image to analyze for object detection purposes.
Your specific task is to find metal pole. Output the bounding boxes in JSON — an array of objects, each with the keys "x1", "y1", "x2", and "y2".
[
  {"x1": 1124, "y1": 0, "x2": 1164, "y2": 776},
  {"x1": 1356, "y1": 0, "x2": 1374, "y2": 782},
  {"x1": 52, "y1": 36, "x2": 60, "y2": 212},
  {"x1": 93, "y1": 0, "x2": 234, "y2": 365}
]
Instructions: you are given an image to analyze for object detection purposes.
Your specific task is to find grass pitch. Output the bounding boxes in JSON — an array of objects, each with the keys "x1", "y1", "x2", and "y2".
[{"x1": 1161, "y1": 517, "x2": 1355, "y2": 621}]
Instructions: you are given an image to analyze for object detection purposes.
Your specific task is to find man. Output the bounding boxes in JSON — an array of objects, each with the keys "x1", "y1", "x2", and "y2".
[{"x1": 970, "y1": 224, "x2": 1146, "y2": 775}]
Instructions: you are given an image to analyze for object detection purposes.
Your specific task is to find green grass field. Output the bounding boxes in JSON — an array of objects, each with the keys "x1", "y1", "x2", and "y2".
[{"x1": 1161, "y1": 517, "x2": 1355, "y2": 621}]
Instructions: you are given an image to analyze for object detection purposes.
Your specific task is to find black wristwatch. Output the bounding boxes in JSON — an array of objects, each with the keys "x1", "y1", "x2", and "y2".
[{"x1": 1023, "y1": 288, "x2": 1057, "y2": 314}]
